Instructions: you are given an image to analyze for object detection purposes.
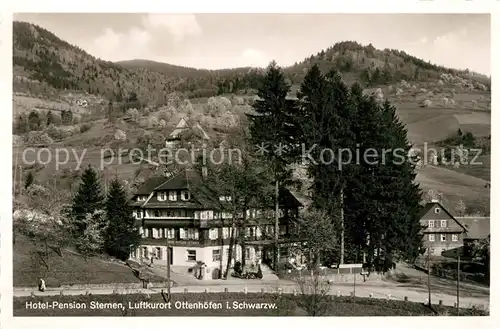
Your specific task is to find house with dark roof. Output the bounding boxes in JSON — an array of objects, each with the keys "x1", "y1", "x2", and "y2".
[
  {"x1": 455, "y1": 216, "x2": 490, "y2": 256},
  {"x1": 165, "y1": 117, "x2": 210, "y2": 149},
  {"x1": 129, "y1": 168, "x2": 303, "y2": 280},
  {"x1": 420, "y1": 200, "x2": 467, "y2": 256}
]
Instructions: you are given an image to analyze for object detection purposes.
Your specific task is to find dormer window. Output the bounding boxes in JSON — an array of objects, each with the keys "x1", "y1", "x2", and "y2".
[
  {"x1": 169, "y1": 191, "x2": 177, "y2": 201},
  {"x1": 137, "y1": 195, "x2": 147, "y2": 202},
  {"x1": 219, "y1": 196, "x2": 232, "y2": 202},
  {"x1": 181, "y1": 190, "x2": 191, "y2": 201},
  {"x1": 157, "y1": 192, "x2": 167, "y2": 201}
]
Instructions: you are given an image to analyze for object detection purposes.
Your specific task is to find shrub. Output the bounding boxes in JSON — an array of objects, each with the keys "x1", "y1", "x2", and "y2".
[
  {"x1": 256, "y1": 265, "x2": 263, "y2": 279},
  {"x1": 46, "y1": 124, "x2": 64, "y2": 140},
  {"x1": 114, "y1": 129, "x2": 127, "y2": 141},
  {"x1": 156, "y1": 108, "x2": 173, "y2": 122},
  {"x1": 126, "y1": 108, "x2": 141, "y2": 122},
  {"x1": 80, "y1": 123, "x2": 92, "y2": 133},
  {"x1": 234, "y1": 261, "x2": 243, "y2": 275},
  {"x1": 24, "y1": 131, "x2": 54, "y2": 145},
  {"x1": 147, "y1": 116, "x2": 160, "y2": 129}
]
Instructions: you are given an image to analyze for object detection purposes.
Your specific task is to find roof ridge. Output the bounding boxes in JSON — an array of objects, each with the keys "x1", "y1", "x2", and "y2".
[{"x1": 153, "y1": 171, "x2": 180, "y2": 191}]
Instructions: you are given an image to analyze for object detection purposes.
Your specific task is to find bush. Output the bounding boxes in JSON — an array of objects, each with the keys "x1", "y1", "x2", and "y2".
[
  {"x1": 80, "y1": 123, "x2": 92, "y2": 133},
  {"x1": 234, "y1": 261, "x2": 242, "y2": 275},
  {"x1": 126, "y1": 108, "x2": 141, "y2": 122},
  {"x1": 256, "y1": 265, "x2": 263, "y2": 279},
  {"x1": 24, "y1": 131, "x2": 54, "y2": 145}
]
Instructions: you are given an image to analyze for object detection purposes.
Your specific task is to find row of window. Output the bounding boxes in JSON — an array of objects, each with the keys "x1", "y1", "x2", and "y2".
[
  {"x1": 133, "y1": 247, "x2": 257, "y2": 262},
  {"x1": 428, "y1": 234, "x2": 459, "y2": 242},
  {"x1": 141, "y1": 225, "x2": 287, "y2": 240},
  {"x1": 157, "y1": 190, "x2": 191, "y2": 202},
  {"x1": 136, "y1": 191, "x2": 191, "y2": 203},
  {"x1": 133, "y1": 206, "x2": 291, "y2": 220},
  {"x1": 428, "y1": 220, "x2": 447, "y2": 228},
  {"x1": 141, "y1": 227, "x2": 198, "y2": 240}
]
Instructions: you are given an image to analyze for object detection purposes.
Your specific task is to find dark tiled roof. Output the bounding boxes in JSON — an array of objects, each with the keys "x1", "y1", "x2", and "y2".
[
  {"x1": 135, "y1": 176, "x2": 169, "y2": 195},
  {"x1": 457, "y1": 217, "x2": 490, "y2": 240},
  {"x1": 131, "y1": 168, "x2": 302, "y2": 211},
  {"x1": 279, "y1": 187, "x2": 303, "y2": 208},
  {"x1": 154, "y1": 170, "x2": 190, "y2": 191},
  {"x1": 419, "y1": 202, "x2": 436, "y2": 218}
]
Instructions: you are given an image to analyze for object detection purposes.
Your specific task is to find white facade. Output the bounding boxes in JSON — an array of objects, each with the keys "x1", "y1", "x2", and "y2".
[{"x1": 130, "y1": 244, "x2": 261, "y2": 280}]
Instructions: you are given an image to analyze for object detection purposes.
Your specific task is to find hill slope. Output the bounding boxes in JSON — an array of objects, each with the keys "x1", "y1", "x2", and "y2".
[
  {"x1": 14, "y1": 21, "x2": 490, "y2": 102},
  {"x1": 12, "y1": 21, "x2": 491, "y2": 215}
]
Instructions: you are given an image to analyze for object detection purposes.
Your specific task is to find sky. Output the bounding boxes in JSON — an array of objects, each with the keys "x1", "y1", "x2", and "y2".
[{"x1": 13, "y1": 13, "x2": 491, "y2": 75}]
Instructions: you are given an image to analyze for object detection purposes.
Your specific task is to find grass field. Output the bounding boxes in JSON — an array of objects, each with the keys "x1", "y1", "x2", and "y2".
[
  {"x1": 13, "y1": 293, "x2": 488, "y2": 316},
  {"x1": 445, "y1": 154, "x2": 490, "y2": 182},
  {"x1": 416, "y1": 165, "x2": 490, "y2": 211},
  {"x1": 13, "y1": 234, "x2": 164, "y2": 287}
]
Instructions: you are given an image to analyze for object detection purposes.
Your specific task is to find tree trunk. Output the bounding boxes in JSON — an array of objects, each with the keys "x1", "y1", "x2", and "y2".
[
  {"x1": 219, "y1": 223, "x2": 224, "y2": 279},
  {"x1": 224, "y1": 216, "x2": 236, "y2": 279},
  {"x1": 44, "y1": 239, "x2": 50, "y2": 271},
  {"x1": 241, "y1": 200, "x2": 248, "y2": 270},
  {"x1": 340, "y1": 187, "x2": 345, "y2": 264},
  {"x1": 274, "y1": 180, "x2": 280, "y2": 271}
]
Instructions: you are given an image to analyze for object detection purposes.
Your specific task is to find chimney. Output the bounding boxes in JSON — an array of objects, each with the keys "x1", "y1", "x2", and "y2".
[{"x1": 430, "y1": 199, "x2": 440, "y2": 203}]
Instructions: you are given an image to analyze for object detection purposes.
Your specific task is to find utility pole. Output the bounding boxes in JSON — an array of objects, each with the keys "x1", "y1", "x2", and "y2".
[
  {"x1": 166, "y1": 231, "x2": 171, "y2": 297},
  {"x1": 19, "y1": 165, "x2": 23, "y2": 196},
  {"x1": 353, "y1": 249, "x2": 357, "y2": 304},
  {"x1": 274, "y1": 180, "x2": 280, "y2": 271},
  {"x1": 457, "y1": 250, "x2": 460, "y2": 315},
  {"x1": 427, "y1": 246, "x2": 432, "y2": 306},
  {"x1": 340, "y1": 187, "x2": 345, "y2": 264}
]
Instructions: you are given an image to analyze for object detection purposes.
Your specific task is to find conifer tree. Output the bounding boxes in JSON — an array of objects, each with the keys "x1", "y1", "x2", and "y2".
[
  {"x1": 46, "y1": 110, "x2": 53, "y2": 126},
  {"x1": 71, "y1": 165, "x2": 104, "y2": 235},
  {"x1": 104, "y1": 178, "x2": 141, "y2": 260},
  {"x1": 247, "y1": 61, "x2": 300, "y2": 270},
  {"x1": 297, "y1": 66, "x2": 356, "y2": 264}
]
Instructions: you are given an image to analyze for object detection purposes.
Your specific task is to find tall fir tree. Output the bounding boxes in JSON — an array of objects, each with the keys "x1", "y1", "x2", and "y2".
[
  {"x1": 71, "y1": 165, "x2": 104, "y2": 235},
  {"x1": 46, "y1": 110, "x2": 53, "y2": 126},
  {"x1": 247, "y1": 61, "x2": 300, "y2": 269},
  {"x1": 378, "y1": 101, "x2": 423, "y2": 262},
  {"x1": 297, "y1": 66, "x2": 357, "y2": 264},
  {"x1": 104, "y1": 178, "x2": 141, "y2": 261}
]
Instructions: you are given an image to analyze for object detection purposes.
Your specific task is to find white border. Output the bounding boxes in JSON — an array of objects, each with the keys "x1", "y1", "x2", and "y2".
[{"x1": 0, "y1": 1, "x2": 497, "y2": 328}]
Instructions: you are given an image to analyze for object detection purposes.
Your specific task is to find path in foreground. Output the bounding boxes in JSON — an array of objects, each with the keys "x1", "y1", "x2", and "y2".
[{"x1": 13, "y1": 281, "x2": 488, "y2": 309}]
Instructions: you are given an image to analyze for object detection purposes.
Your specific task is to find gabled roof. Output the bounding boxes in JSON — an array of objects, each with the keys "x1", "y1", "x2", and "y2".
[
  {"x1": 167, "y1": 117, "x2": 210, "y2": 141},
  {"x1": 279, "y1": 186, "x2": 303, "y2": 208},
  {"x1": 135, "y1": 176, "x2": 169, "y2": 195},
  {"x1": 456, "y1": 217, "x2": 490, "y2": 240},
  {"x1": 420, "y1": 200, "x2": 467, "y2": 232},
  {"x1": 131, "y1": 168, "x2": 303, "y2": 211}
]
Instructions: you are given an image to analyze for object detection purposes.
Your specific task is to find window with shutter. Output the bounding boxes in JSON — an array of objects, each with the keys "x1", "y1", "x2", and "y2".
[
  {"x1": 180, "y1": 228, "x2": 186, "y2": 240},
  {"x1": 209, "y1": 228, "x2": 218, "y2": 240},
  {"x1": 212, "y1": 250, "x2": 221, "y2": 261},
  {"x1": 222, "y1": 227, "x2": 230, "y2": 239}
]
